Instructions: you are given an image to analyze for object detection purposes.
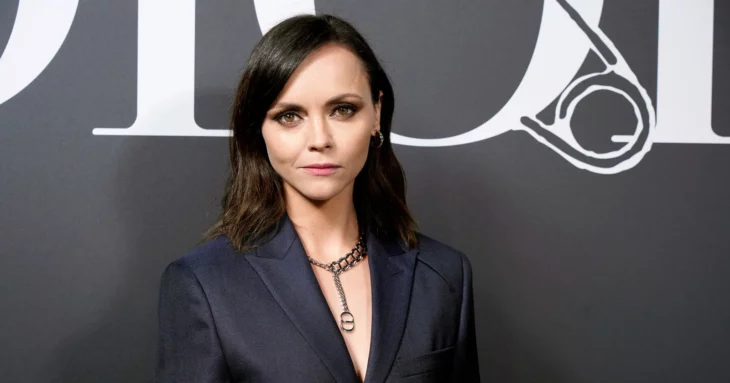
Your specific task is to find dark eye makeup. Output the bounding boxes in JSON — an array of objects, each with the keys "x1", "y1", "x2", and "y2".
[{"x1": 272, "y1": 103, "x2": 360, "y2": 126}]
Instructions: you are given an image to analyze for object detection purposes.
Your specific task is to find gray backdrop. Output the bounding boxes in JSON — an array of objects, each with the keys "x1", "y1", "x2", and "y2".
[{"x1": 1, "y1": 0, "x2": 729, "y2": 382}]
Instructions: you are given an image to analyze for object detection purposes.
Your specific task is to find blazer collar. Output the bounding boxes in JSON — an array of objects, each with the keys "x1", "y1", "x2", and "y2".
[{"x1": 245, "y1": 213, "x2": 418, "y2": 383}]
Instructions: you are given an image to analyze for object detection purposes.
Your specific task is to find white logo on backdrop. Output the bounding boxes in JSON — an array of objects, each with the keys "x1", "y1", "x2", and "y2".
[
  {"x1": 0, "y1": 0, "x2": 77, "y2": 106},
  {"x1": 0, "y1": 0, "x2": 726, "y2": 173}
]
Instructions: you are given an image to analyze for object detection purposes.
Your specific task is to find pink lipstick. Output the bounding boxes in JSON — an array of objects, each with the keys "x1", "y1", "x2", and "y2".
[{"x1": 302, "y1": 163, "x2": 340, "y2": 176}]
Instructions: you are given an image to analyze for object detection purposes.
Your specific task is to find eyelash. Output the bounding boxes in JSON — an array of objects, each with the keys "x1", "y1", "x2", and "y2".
[{"x1": 273, "y1": 104, "x2": 359, "y2": 126}]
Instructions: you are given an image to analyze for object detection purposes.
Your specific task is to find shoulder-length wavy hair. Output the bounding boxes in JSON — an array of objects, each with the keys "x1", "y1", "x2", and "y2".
[{"x1": 203, "y1": 13, "x2": 418, "y2": 252}]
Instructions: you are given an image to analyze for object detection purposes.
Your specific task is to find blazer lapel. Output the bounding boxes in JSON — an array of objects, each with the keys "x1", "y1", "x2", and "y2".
[
  {"x1": 364, "y1": 229, "x2": 418, "y2": 383},
  {"x1": 245, "y1": 213, "x2": 419, "y2": 383},
  {"x1": 246, "y1": 214, "x2": 358, "y2": 382}
]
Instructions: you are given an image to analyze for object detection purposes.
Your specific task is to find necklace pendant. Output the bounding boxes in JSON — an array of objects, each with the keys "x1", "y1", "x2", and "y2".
[{"x1": 340, "y1": 311, "x2": 355, "y2": 332}]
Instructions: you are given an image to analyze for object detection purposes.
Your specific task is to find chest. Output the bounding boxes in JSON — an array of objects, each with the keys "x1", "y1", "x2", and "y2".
[{"x1": 311, "y1": 259, "x2": 372, "y2": 382}]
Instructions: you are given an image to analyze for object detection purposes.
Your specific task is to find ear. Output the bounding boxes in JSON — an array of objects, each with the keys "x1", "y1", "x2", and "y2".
[{"x1": 373, "y1": 90, "x2": 383, "y2": 135}]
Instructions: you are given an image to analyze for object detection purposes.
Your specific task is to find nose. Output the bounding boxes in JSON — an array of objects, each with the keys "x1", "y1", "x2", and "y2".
[{"x1": 307, "y1": 115, "x2": 333, "y2": 152}]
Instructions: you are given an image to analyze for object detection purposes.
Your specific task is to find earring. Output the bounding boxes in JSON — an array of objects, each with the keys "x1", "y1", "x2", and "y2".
[{"x1": 370, "y1": 130, "x2": 384, "y2": 148}]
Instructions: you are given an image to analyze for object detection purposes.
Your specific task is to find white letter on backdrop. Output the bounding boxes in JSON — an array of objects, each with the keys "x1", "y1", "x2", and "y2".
[
  {"x1": 652, "y1": 0, "x2": 728, "y2": 143},
  {"x1": 0, "y1": 0, "x2": 78, "y2": 106},
  {"x1": 391, "y1": 0, "x2": 605, "y2": 146},
  {"x1": 93, "y1": 0, "x2": 314, "y2": 136},
  {"x1": 93, "y1": 0, "x2": 220, "y2": 136}
]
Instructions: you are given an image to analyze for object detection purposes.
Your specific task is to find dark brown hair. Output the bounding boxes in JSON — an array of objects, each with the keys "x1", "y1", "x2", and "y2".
[{"x1": 203, "y1": 14, "x2": 418, "y2": 252}]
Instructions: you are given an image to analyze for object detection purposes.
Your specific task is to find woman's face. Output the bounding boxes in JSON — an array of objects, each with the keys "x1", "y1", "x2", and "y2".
[{"x1": 262, "y1": 43, "x2": 381, "y2": 203}]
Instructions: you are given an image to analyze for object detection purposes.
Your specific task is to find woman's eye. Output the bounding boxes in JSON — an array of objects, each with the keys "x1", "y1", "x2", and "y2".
[
  {"x1": 277, "y1": 112, "x2": 299, "y2": 125},
  {"x1": 333, "y1": 105, "x2": 356, "y2": 117}
]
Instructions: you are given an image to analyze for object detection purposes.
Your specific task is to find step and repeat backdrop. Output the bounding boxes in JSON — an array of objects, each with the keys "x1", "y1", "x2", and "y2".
[{"x1": 1, "y1": 0, "x2": 728, "y2": 381}]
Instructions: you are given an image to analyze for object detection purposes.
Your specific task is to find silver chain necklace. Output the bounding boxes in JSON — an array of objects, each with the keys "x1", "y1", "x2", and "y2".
[{"x1": 307, "y1": 235, "x2": 367, "y2": 332}]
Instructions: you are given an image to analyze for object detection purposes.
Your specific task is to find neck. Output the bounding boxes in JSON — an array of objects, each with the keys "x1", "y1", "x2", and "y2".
[{"x1": 284, "y1": 183, "x2": 361, "y2": 264}]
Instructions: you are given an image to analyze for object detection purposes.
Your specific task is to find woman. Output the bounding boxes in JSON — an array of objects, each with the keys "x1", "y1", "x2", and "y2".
[{"x1": 155, "y1": 14, "x2": 480, "y2": 383}]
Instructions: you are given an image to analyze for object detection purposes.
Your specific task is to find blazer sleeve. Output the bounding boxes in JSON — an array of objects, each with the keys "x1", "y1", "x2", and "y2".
[
  {"x1": 454, "y1": 252, "x2": 482, "y2": 382},
  {"x1": 154, "y1": 260, "x2": 231, "y2": 383}
]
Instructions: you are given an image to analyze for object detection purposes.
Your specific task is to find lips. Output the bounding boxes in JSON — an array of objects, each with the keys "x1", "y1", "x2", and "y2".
[
  {"x1": 302, "y1": 163, "x2": 340, "y2": 176},
  {"x1": 304, "y1": 163, "x2": 339, "y2": 169}
]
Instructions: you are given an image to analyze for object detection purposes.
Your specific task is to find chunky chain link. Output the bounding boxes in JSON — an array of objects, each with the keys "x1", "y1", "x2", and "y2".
[
  {"x1": 307, "y1": 235, "x2": 367, "y2": 332},
  {"x1": 308, "y1": 237, "x2": 366, "y2": 273}
]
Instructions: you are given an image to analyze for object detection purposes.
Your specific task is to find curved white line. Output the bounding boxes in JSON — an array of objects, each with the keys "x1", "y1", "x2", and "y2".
[
  {"x1": 253, "y1": 0, "x2": 316, "y2": 35},
  {"x1": 391, "y1": 0, "x2": 604, "y2": 147},
  {"x1": 0, "y1": 0, "x2": 79, "y2": 106}
]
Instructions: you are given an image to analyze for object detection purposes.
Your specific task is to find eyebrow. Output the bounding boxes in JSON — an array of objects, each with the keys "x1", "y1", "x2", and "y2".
[{"x1": 270, "y1": 93, "x2": 364, "y2": 113}]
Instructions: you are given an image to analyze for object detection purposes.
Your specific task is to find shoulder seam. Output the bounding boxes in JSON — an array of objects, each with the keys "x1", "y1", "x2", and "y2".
[{"x1": 416, "y1": 252, "x2": 459, "y2": 296}]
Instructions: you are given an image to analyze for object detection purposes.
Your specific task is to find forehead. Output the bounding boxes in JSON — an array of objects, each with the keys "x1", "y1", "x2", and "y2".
[{"x1": 274, "y1": 44, "x2": 370, "y2": 104}]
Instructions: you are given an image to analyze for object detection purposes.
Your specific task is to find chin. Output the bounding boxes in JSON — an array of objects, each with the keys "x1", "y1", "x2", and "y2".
[{"x1": 297, "y1": 183, "x2": 347, "y2": 202}]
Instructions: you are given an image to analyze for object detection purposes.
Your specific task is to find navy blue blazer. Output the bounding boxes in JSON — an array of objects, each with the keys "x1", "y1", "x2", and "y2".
[{"x1": 155, "y1": 214, "x2": 480, "y2": 382}]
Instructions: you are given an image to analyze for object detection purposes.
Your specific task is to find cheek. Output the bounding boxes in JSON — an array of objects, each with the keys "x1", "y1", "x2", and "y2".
[
  {"x1": 262, "y1": 126, "x2": 298, "y2": 167},
  {"x1": 346, "y1": 109, "x2": 376, "y2": 150},
  {"x1": 344, "y1": 130, "x2": 373, "y2": 168}
]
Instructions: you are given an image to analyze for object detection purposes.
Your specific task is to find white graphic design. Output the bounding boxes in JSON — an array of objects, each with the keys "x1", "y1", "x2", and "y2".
[
  {"x1": 653, "y1": 0, "x2": 724, "y2": 144},
  {"x1": 392, "y1": 0, "x2": 605, "y2": 148},
  {"x1": 92, "y1": 0, "x2": 217, "y2": 136},
  {"x1": 0, "y1": 0, "x2": 725, "y2": 173},
  {"x1": 253, "y1": 0, "x2": 316, "y2": 35},
  {"x1": 517, "y1": 0, "x2": 655, "y2": 174},
  {"x1": 0, "y1": 0, "x2": 78, "y2": 105}
]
